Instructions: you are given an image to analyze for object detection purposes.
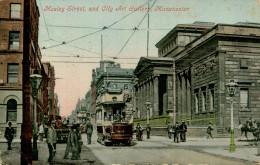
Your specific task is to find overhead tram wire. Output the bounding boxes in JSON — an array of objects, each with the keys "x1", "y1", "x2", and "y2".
[
  {"x1": 115, "y1": 0, "x2": 157, "y2": 59},
  {"x1": 48, "y1": 61, "x2": 137, "y2": 64},
  {"x1": 40, "y1": 24, "x2": 172, "y2": 31},
  {"x1": 38, "y1": 0, "x2": 51, "y2": 40},
  {"x1": 42, "y1": 49, "x2": 140, "y2": 60},
  {"x1": 41, "y1": 1, "x2": 150, "y2": 50}
]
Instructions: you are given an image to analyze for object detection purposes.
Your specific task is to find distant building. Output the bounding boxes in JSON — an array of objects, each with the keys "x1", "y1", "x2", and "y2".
[
  {"x1": 54, "y1": 93, "x2": 60, "y2": 116},
  {"x1": 85, "y1": 89, "x2": 91, "y2": 116},
  {"x1": 76, "y1": 98, "x2": 88, "y2": 123}
]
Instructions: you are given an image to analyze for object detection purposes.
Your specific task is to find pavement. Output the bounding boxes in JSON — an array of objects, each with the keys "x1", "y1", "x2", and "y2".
[
  {"x1": 140, "y1": 135, "x2": 260, "y2": 163},
  {"x1": 0, "y1": 134, "x2": 259, "y2": 164}
]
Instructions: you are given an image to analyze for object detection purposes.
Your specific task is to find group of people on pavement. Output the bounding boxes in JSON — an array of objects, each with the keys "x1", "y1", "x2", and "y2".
[
  {"x1": 63, "y1": 119, "x2": 93, "y2": 161},
  {"x1": 135, "y1": 123, "x2": 151, "y2": 140},
  {"x1": 36, "y1": 118, "x2": 93, "y2": 164},
  {"x1": 167, "y1": 121, "x2": 187, "y2": 143}
]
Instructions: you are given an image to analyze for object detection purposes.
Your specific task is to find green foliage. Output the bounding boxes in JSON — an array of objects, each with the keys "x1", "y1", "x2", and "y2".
[{"x1": 133, "y1": 114, "x2": 169, "y2": 126}]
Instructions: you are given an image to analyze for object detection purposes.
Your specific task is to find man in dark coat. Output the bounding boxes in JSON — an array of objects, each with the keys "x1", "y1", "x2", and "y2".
[
  {"x1": 86, "y1": 119, "x2": 93, "y2": 144},
  {"x1": 5, "y1": 122, "x2": 15, "y2": 150},
  {"x1": 146, "y1": 124, "x2": 151, "y2": 139},
  {"x1": 206, "y1": 122, "x2": 214, "y2": 139},
  {"x1": 173, "y1": 122, "x2": 180, "y2": 143},
  {"x1": 64, "y1": 124, "x2": 79, "y2": 160},
  {"x1": 179, "y1": 121, "x2": 187, "y2": 142}
]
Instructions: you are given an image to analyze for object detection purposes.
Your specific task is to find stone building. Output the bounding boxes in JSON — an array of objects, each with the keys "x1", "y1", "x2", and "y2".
[
  {"x1": 133, "y1": 57, "x2": 174, "y2": 118},
  {"x1": 76, "y1": 98, "x2": 88, "y2": 123},
  {"x1": 91, "y1": 69, "x2": 97, "y2": 118},
  {"x1": 157, "y1": 22, "x2": 260, "y2": 133}
]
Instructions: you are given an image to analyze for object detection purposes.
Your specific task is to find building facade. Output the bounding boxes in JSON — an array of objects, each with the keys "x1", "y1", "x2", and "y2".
[
  {"x1": 157, "y1": 22, "x2": 260, "y2": 133},
  {"x1": 0, "y1": 0, "x2": 42, "y2": 138},
  {"x1": 133, "y1": 57, "x2": 174, "y2": 119}
]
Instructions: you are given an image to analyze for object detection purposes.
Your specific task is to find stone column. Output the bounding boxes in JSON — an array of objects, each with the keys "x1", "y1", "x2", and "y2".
[
  {"x1": 167, "y1": 75, "x2": 173, "y2": 114},
  {"x1": 181, "y1": 73, "x2": 186, "y2": 119},
  {"x1": 153, "y1": 75, "x2": 159, "y2": 116},
  {"x1": 149, "y1": 79, "x2": 153, "y2": 116},
  {"x1": 138, "y1": 85, "x2": 142, "y2": 118},
  {"x1": 187, "y1": 75, "x2": 191, "y2": 120}
]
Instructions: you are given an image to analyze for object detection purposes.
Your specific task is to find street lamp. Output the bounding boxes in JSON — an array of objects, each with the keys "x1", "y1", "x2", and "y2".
[
  {"x1": 30, "y1": 73, "x2": 42, "y2": 160},
  {"x1": 225, "y1": 80, "x2": 238, "y2": 152},
  {"x1": 145, "y1": 101, "x2": 152, "y2": 125}
]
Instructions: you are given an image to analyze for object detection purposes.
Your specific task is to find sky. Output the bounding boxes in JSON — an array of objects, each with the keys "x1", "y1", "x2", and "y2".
[{"x1": 37, "y1": 0, "x2": 260, "y2": 117}]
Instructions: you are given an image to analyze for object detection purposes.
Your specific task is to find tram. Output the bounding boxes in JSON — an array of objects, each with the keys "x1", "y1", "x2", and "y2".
[{"x1": 96, "y1": 88, "x2": 133, "y2": 146}]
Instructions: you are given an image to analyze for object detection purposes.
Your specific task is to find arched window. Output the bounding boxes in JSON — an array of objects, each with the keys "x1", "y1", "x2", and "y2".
[{"x1": 7, "y1": 99, "x2": 17, "y2": 122}]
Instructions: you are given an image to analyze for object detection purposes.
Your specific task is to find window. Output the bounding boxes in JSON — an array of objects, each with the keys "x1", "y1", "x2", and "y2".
[
  {"x1": 124, "y1": 84, "x2": 128, "y2": 89},
  {"x1": 112, "y1": 84, "x2": 117, "y2": 89},
  {"x1": 7, "y1": 99, "x2": 17, "y2": 122},
  {"x1": 240, "y1": 89, "x2": 249, "y2": 108},
  {"x1": 210, "y1": 89, "x2": 215, "y2": 111},
  {"x1": 8, "y1": 64, "x2": 18, "y2": 83},
  {"x1": 10, "y1": 4, "x2": 21, "y2": 18},
  {"x1": 9, "y1": 32, "x2": 20, "y2": 50},
  {"x1": 202, "y1": 91, "x2": 206, "y2": 111},
  {"x1": 195, "y1": 93, "x2": 199, "y2": 113}
]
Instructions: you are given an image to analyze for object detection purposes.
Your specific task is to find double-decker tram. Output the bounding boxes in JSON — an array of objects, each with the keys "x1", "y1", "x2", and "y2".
[{"x1": 96, "y1": 88, "x2": 133, "y2": 146}]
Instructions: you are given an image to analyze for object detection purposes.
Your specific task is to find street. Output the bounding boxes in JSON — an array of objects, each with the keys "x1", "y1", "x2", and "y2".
[
  {"x1": 81, "y1": 134, "x2": 257, "y2": 165},
  {"x1": 0, "y1": 133, "x2": 259, "y2": 165}
]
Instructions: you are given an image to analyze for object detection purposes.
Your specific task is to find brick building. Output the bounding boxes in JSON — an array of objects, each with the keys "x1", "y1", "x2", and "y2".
[
  {"x1": 0, "y1": 0, "x2": 50, "y2": 141},
  {"x1": 157, "y1": 22, "x2": 260, "y2": 134}
]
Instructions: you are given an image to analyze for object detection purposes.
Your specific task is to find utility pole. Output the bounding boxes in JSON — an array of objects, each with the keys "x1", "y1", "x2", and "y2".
[
  {"x1": 101, "y1": 35, "x2": 103, "y2": 61},
  {"x1": 173, "y1": 61, "x2": 176, "y2": 125},
  {"x1": 21, "y1": 0, "x2": 32, "y2": 164},
  {"x1": 147, "y1": 0, "x2": 150, "y2": 57}
]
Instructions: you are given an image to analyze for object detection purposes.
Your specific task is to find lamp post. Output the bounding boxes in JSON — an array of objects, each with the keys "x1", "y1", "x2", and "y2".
[
  {"x1": 225, "y1": 80, "x2": 238, "y2": 152},
  {"x1": 30, "y1": 73, "x2": 42, "y2": 160},
  {"x1": 145, "y1": 101, "x2": 152, "y2": 125}
]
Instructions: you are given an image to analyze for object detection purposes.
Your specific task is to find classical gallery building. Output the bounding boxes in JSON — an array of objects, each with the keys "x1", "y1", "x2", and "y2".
[{"x1": 158, "y1": 22, "x2": 260, "y2": 134}]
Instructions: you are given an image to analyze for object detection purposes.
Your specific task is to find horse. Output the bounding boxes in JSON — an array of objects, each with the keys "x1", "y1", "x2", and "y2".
[{"x1": 239, "y1": 120, "x2": 260, "y2": 140}]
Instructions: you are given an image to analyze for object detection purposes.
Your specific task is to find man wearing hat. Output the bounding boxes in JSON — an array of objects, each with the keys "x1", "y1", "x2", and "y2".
[
  {"x1": 206, "y1": 122, "x2": 214, "y2": 139},
  {"x1": 86, "y1": 119, "x2": 93, "y2": 144},
  {"x1": 179, "y1": 121, "x2": 187, "y2": 142},
  {"x1": 64, "y1": 124, "x2": 79, "y2": 160},
  {"x1": 4, "y1": 122, "x2": 15, "y2": 150},
  {"x1": 47, "y1": 120, "x2": 57, "y2": 163}
]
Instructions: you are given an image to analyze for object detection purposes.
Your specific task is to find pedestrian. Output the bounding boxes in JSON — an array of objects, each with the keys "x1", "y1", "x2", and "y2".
[
  {"x1": 63, "y1": 124, "x2": 79, "y2": 160},
  {"x1": 146, "y1": 124, "x2": 151, "y2": 139},
  {"x1": 135, "y1": 123, "x2": 143, "y2": 141},
  {"x1": 173, "y1": 122, "x2": 180, "y2": 143},
  {"x1": 38, "y1": 122, "x2": 45, "y2": 141},
  {"x1": 86, "y1": 119, "x2": 93, "y2": 144},
  {"x1": 47, "y1": 120, "x2": 57, "y2": 163},
  {"x1": 167, "y1": 122, "x2": 173, "y2": 139},
  {"x1": 179, "y1": 121, "x2": 187, "y2": 142},
  {"x1": 206, "y1": 122, "x2": 214, "y2": 139},
  {"x1": 4, "y1": 122, "x2": 15, "y2": 150},
  {"x1": 76, "y1": 124, "x2": 83, "y2": 159}
]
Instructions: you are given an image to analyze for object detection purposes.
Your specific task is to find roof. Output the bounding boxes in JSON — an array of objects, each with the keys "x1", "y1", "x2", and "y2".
[
  {"x1": 134, "y1": 56, "x2": 173, "y2": 75},
  {"x1": 155, "y1": 22, "x2": 214, "y2": 47}
]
